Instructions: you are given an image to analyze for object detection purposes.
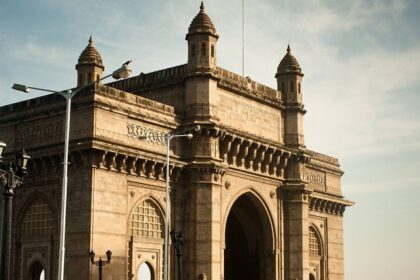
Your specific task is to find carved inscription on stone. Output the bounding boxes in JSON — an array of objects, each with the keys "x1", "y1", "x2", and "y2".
[
  {"x1": 306, "y1": 169, "x2": 326, "y2": 191},
  {"x1": 127, "y1": 123, "x2": 165, "y2": 144},
  {"x1": 16, "y1": 122, "x2": 62, "y2": 148},
  {"x1": 217, "y1": 94, "x2": 280, "y2": 141}
]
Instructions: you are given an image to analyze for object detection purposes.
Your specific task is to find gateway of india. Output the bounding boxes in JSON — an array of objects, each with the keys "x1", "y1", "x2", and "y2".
[{"x1": 0, "y1": 2, "x2": 353, "y2": 280}]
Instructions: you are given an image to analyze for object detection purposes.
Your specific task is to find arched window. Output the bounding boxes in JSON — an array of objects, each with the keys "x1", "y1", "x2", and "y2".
[
  {"x1": 309, "y1": 227, "x2": 321, "y2": 256},
  {"x1": 138, "y1": 262, "x2": 154, "y2": 280},
  {"x1": 281, "y1": 82, "x2": 285, "y2": 93},
  {"x1": 130, "y1": 199, "x2": 163, "y2": 238},
  {"x1": 211, "y1": 44, "x2": 215, "y2": 58},
  {"x1": 298, "y1": 82, "x2": 301, "y2": 93},
  {"x1": 290, "y1": 81, "x2": 295, "y2": 93},
  {"x1": 191, "y1": 43, "x2": 196, "y2": 57},
  {"x1": 22, "y1": 198, "x2": 53, "y2": 235},
  {"x1": 87, "y1": 73, "x2": 92, "y2": 84},
  {"x1": 78, "y1": 73, "x2": 83, "y2": 86},
  {"x1": 201, "y1": 43, "x2": 206, "y2": 56},
  {"x1": 309, "y1": 273, "x2": 316, "y2": 280}
]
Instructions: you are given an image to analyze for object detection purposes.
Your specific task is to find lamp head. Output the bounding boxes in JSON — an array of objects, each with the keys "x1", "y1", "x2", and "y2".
[
  {"x1": 187, "y1": 133, "x2": 193, "y2": 140},
  {"x1": 12, "y1": 83, "x2": 30, "y2": 93},
  {"x1": 179, "y1": 231, "x2": 185, "y2": 243},
  {"x1": 106, "y1": 250, "x2": 112, "y2": 262},
  {"x1": 16, "y1": 148, "x2": 30, "y2": 174},
  {"x1": 112, "y1": 61, "x2": 132, "y2": 80},
  {"x1": 0, "y1": 140, "x2": 6, "y2": 160},
  {"x1": 193, "y1": 125, "x2": 201, "y2": 132},
  {"x1": 89, "y1": 250, "x2": 95, "y2": 264}
]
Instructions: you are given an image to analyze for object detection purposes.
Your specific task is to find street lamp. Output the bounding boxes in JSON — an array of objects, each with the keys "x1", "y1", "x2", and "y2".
[
  {"x1": 162, "y1": 125, "x2": 200, "y2": 280},
  {"x1": 170, "y1": 230, "x2": 184, "y2": 280},
  {"x1": 0, "y1": 141, "x2": 30, "y2": 280},
  {"x1": 89, "y1": 250, "x2": 112, "y2": 280},
  {"x1": 12, "y1": 61, "x2": 132, "y2": 280}
]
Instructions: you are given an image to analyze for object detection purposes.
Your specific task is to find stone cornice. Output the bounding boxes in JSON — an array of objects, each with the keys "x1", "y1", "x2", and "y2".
[
  {"x1": 216, "y1": 67, "x2": 284, "y2": 110},
  {"x1": 93, "y1": 83, "x2": 176, "y2": 116},
  {"x1": 309, "y1": 193, "x2": 354, "y2": 216},
  {"x1": 305, "y1": 149, "x2": 343, "y2": 175},
  {"x1": 106, "y1": 64, "x2": 187, "y2": 93},
  {"x1": 25, "y1": 147, "x2": 186, "y2": 183}
]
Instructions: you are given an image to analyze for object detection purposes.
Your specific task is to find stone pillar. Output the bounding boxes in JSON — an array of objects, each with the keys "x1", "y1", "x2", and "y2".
[
  {"x1": 283, "y1": 155, "x2": 311, "y2": 280},
  {"x1": 183, "y1": 163, "x2": 225, "y2": 280}
]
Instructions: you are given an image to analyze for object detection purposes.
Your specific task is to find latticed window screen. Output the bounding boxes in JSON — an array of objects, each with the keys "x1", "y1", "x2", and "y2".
[
  {"x1": 22, "y1": 198, "x2": 53, "y2": 235},
  {"x1": 309, "y1": 227, "x2": 321, "y2": 256},
  {"x1": 130, "y1": 199, "x2": 163, "y2": 238}
]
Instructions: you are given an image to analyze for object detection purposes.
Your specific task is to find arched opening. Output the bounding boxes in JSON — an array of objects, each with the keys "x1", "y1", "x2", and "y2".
[
  {"x1": 309, "y1": 226, "x2": 324, "y2": 280},
  {"x1": 29, "y1": 262, "x2": 44, "y2": 280},
  {"x1": 138, "y1": 262, "x2": 154, "y2": 280},
  {"x1": 224, "y1": 193, "x2": 274, "y2": 280}
]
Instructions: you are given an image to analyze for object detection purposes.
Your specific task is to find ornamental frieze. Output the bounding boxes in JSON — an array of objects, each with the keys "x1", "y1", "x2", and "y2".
[
  {"x1": 16, "y1": 121, "x2": 62, "y2": 148},
  {"x1": 126, "y1": 123, "x2": 166, "y2": 144},
  {"x1": 305, "y1": 168, "x2": 326, "y2": 192}
]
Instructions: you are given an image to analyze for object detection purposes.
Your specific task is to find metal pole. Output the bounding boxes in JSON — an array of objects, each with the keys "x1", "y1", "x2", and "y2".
[
  {"x1": 178, "y1": 233, "x2": 183, "y2": 280},
  {"x1": 0, "y1": 185, "x2": 13, "y2": 280},
  {"x1": 164, "y1": 135, "x2": 171, "y2": 280},
  {"x1": 242, "y1": 0, "x2": 245, "y2": 76},
  {"x1": 98, "y1": 259, "x2": 103, "y2": 280},
  {"x1": 57, "y1": 91, "x2": 72, "y2": 280}
]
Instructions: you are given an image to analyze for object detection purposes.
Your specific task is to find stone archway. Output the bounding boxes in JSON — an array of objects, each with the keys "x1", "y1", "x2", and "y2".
[
  {"x1": 138, "y1": 262, "x2": 154, "y2": 280},
  {"x1": 224, "y1": 193, "x2": 274, "y2": 280},
  {"x1": 29, "y1": 261, "x2": 44, "y2": 280}
]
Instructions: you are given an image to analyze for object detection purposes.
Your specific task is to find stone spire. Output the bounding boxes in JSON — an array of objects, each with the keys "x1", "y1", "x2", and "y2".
[
  {"x1": 186, "y1": 1, "x2": 218, "y2": 39},
  {"x1": 75, "y1": 36, "x2": 105, "y2": 87},
  {"x1": 186, "y1": 2, "x2": 219, "y2": 71},
  {"x1": 77, "y1": 35, "x2": 104, "y2": 70},
  {"x1": 276, "y1": 45, "x2": 303, "y2": 76}
]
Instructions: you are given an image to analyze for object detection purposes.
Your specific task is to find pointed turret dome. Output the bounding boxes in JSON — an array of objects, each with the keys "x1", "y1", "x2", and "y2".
[
  {"x1": 277, "y1": 45, "x2": 302, "y2": 76},
  {"x1": 187, "y1": 2, "x2": 218, "y2": 39},
  {"x1": 77, "y1": 36, "x2": 104, "y2": 70}
]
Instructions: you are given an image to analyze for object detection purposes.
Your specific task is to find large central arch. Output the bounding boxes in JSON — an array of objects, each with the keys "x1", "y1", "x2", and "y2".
[{"x1": 224, "y1": 192, "x2": 275, "y2": 280}]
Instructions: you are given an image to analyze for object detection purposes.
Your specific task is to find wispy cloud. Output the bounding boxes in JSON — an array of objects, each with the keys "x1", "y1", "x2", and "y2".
[
  {"x1": 345, "y1": 175, "x2": 420, "y2": 195},
  {"x1": 8, "y1": 39, "x2": 72, "y2": 69}
]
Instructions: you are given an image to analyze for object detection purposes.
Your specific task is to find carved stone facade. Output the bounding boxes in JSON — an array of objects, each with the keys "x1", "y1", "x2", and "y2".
[{"x1": 0, "y1": 3, "x2": 353, "y2": 280}]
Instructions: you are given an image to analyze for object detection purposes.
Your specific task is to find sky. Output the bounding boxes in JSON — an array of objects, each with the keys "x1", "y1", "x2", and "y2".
[{"x1": 1, "y1": 0, "x2": 420, "y2": 279}]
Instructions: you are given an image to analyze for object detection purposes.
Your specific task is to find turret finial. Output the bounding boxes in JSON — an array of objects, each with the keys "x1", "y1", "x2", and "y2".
[
  {"x1": 287, "y1": 44, "x2": 291, "y2": 53},
  {"x1": 89, "y1": 35, "x2": 94, "y2": 45},
  {"x1": 200, "y1": 1, "x2": 205, "y2": 11}
]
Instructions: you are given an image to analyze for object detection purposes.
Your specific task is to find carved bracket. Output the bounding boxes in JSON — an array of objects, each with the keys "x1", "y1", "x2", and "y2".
[
  {"x1": 309, "y1": 196, "x2": 347, "y2": 216},
  {"x1": 218, "y1": 132, "x2": 293, "y2": 178}
]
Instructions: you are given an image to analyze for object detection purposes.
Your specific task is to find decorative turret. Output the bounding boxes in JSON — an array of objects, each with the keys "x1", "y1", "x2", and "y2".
[
  {"x1": 186, "y1": 1, "x2": 218, "y2": 71},
  {"x1": 276, "y1": 45, "x2": 306, "y2": 148},
  {"x1": 75, "y1": 36, "x2": 105, "y2": 87}
]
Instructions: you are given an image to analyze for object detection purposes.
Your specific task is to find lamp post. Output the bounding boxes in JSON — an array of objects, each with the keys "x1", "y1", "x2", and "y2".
[
  {"x1": 12, "y1": 61, "x2": 132, "y2": 280},
  {"x1": 170, "y1": 230, "x2": 184, "y2": 280},
  {"x1": 89, "y1": 250, "x2": 112, "y2": 280},
  {"x1": 0, "y1": 141, "x2": 30, "y2": 280},
  {"x1": 162, "y1": 125, "x2": 200, "y2": 280}
]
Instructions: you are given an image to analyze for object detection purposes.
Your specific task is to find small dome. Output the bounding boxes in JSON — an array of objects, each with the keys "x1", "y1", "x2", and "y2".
[
  {"x1": 77, "y1": 36, "x2": 104, "y2": 69},
  {"x1": 187, "y1": 2, "x2": 218, "y2": 38},
  {"x1": 277, "y1": 45, "x2": 302, "y2": 75}
]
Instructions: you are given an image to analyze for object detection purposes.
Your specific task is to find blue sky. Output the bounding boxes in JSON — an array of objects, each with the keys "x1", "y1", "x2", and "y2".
[{"x1": 1, "y1": 0, "x2": 419, "y2": 279}]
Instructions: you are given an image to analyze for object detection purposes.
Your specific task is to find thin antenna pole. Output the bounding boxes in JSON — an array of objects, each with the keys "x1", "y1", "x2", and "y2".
[{"x1": 242, "y1": 0, "x2": 245, "y2": 76}]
